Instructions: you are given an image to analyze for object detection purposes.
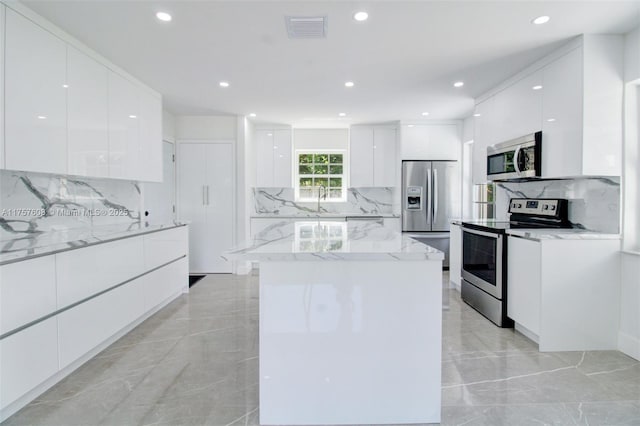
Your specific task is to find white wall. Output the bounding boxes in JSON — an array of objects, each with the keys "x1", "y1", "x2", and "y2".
[
  {"x1": 625, "y1": 27, "x2": 640, "y2": 83},
  {"x1": 619, "y1": 27, "x2": 640, "y2": 361},
  {"x1": 293, "y1": 129, "x2": 348, "y2": 151},
  {"x1": 162, "y1": 110, "x2": 176, "y2": 143},
  {"x1": 175, "y1": 115, "x2": 237, "y2": 140}
]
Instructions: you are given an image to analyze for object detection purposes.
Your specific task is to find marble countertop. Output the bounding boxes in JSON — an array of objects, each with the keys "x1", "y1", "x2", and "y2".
[
  {"x1": 505, "y1": 228, "x2": 621, "y2": 241},
  {"x1": 450, "y1": 219, "x2": 619, "y2": 240},
  {"x1": 250, "y1": 213, "x2": 400, "y2": 219},
  {"x1": 224, "y1": 220, "x2": 444, "y2": 262},
  {"x1": 0, "y1": 222, "x2": 186, "y2": 265}
]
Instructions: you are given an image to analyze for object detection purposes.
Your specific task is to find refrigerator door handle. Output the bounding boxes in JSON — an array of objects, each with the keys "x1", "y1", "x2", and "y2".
[
  {"x1": 433, "y1": 169, "x2": 439, "y2": 225},
  {"x1": 426, "y1": 167, "x2": 432, "y2": 227},
  {"x1": 202, "y1": 185, "x2": 206, "y2": 206}
]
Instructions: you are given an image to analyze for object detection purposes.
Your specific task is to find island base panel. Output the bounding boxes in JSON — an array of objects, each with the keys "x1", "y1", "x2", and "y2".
[{"x1": 259, "y1": 260, "x2": 442, "y2": 425}]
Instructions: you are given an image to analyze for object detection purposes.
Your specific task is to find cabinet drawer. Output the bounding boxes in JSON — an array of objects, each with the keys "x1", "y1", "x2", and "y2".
[
  {"x1": 56, "y1": 237, "x2": 144, "y2": 308},
  {"x1": 0, "y1": 317, "x2": 58, "y2": 407},
  {"x1": 57, "y1": 277, "x2": 145, "y2": 369},
  {"x1": 0, "y1": 256, "x2": 57, "y2": 334},
  {"x1": 143, "y1": 258, "x2": 187, "y2": 311},
  {"x1": 143, "y1": 227, "x2": 188, "y2": 270}
]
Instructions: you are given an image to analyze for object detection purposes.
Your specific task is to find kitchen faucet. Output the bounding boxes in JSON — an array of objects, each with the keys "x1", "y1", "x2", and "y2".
[{"x1": 317, "y1": 185, "x2": 326, "y2": 213}]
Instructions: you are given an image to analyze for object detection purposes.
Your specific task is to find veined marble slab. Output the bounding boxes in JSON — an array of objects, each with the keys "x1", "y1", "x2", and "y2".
[
  {"x1": 224, "y1": 220, "x2": 443, "y2": 262},
  {"x1": 253, "y1": 187, "x2": 398, "y2": 216},
  {"x1": 506, "y1": 229, "x2": 621, "y2": 241},
  {"x1": 494, "y1": 177, "x2": 620, "y2": 233},
  {"x1": 0, "y1": 222, "x2": 185, "y2": 265},
  {"x1": 251, "y1": 213, "x2": 400, "y2": 219}
]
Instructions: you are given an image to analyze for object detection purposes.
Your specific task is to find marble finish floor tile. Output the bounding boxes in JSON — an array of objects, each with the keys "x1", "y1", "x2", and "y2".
[{"x1": 4, "y1": 273, "x2": 639, "y2": 426}]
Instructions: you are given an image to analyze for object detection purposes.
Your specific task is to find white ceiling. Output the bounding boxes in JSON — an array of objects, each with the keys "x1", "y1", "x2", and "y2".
[{"x1": 23, "y1": 0, "x2": 640, "y2": 128}]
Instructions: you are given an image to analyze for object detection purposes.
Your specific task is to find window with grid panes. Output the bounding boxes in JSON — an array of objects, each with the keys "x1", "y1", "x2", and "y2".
[{"x1": 296, "y1": 151, "x2": 346, "y2": 201}]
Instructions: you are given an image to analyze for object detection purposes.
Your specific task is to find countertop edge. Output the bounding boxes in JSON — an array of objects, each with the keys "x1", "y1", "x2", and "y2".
[{"x1": 0, "y1": 223, "x2": 187, "y2": 266}]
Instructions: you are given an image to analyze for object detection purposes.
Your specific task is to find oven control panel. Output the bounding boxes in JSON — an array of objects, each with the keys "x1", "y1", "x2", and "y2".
[{"x1": 509, "y1": 198, "x2": 560, "y2": 216}]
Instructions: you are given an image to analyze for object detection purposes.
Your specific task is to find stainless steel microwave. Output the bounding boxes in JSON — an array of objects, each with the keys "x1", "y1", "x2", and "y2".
[{"x1": 486, "y1": 131, "x2": 541, "y2": 181}]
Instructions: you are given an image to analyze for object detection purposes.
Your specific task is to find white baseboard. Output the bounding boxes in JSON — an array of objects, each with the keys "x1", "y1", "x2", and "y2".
[
  {"x1": 450, "y1": 280, "x2": 461, "y2": 292},
  {"x1": 618, "y1": 331, "x2": 640, "y2": 361},
  {"x1": 515, "y1": 322, "x2": 540, "y2": 345},
  {"x1": 0, "y1": 290, "x2": 184, "y2": 422}
]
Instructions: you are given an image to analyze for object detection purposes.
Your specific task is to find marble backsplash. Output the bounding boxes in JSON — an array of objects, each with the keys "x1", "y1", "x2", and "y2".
[
  {"x1": 253, "y1": 187, "x2": 397, "y2": 216},
  {"x1": 0, "y1": 170, "x2": 142, "y2": 243},
  {"x1": 495, "y1": 177, "x2": 620, "y2": 233}
]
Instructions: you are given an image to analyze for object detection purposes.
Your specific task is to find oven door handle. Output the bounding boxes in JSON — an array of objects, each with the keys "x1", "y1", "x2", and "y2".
[{"x1": 462, "y1": 227, "x2": 502, "y2": 239}]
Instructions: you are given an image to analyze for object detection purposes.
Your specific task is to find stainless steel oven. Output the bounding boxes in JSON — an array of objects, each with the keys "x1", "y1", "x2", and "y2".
[
  {"x1": 460, "y1": 198, "x2": 569, "y2": 328},
  {"x1": 460, "y1": 223, "x2": 512, "y2": 327},
  {"x1": 462, "y1": 227, "x2": 503, "y2": 299},
  {"x1": 487, "y1": 131, "x2": 541, "y2": 181}
]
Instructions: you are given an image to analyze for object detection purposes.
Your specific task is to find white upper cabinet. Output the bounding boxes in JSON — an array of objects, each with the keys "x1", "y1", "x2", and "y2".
[
  {"x1": 108, "y1": 71, "x2": 140, "y2": 180},
  {"x1": 493, "y1": 70, "x2": 543, "y2": 143},
  {"x1": 67, "y1": 46, "x2": 109, "y2": 177},
  {"x1": 138, "y1": 89, "x2": 163, "y2": 182},
  {"x1": 401, "y1": 124, "x2": 460, "y2": 161},
  {"x1": 2, "y1": 6, "x2": 163, "y2": 181},
  {"x1": 541, "y1": 48, "x2": 584, "y2": 178},
  {"x1": 256, "y1": 130, "x2": 275, "y2": 186},
  {"x1": 373, "y1": 127, "x2": 397, "y2": 187},
  {"x1": 472, "y1": 98, "x2": 494, "y2": 184},
  {"x1": 0, "y1": 6, "x2": 5, "y2": 169},
  {"x1": 350, "y1": 125, "x2": 398, "y2": 187},
  {"x1": 5, "y1": 9, "x2": 68, "y2": 174},
  {"x1": 542, "y1": 37, "x2": 623, "y2": 177},
  {"x1": 473, "y1": 35, "x2": 623, "y2": 181},
  {"x1": 349, "y1": 126, "x2": 374, "y2": 187},
  {"x1": 255, "y1": 129, "x2": 292, "y2": 187},
  {"x1": 273, "y1": 130, "x2": 292, "y2": 187}
]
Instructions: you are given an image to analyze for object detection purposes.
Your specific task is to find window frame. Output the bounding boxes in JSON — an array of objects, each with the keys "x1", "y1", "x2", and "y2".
[{"x1": 294, "y1": 149, "x2": 347, "y2": 202}]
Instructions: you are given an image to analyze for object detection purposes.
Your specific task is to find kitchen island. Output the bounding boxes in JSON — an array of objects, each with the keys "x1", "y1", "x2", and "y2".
[{"x1": 224, "y1": 221, "x2": 444, "y2": 425}]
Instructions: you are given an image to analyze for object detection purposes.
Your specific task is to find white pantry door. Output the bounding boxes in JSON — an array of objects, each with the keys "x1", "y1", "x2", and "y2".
[{"x1": 178, "y1": 142, "x2": 234, "y2": 273}]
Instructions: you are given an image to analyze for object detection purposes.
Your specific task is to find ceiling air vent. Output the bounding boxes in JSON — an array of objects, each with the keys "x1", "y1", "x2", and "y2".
[{"x1": 285, "y1": 16, "x2": 327, "y2": 39}]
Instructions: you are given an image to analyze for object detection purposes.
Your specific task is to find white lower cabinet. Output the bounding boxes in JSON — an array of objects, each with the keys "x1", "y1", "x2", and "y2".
[
  {"x1": 0, "y1": 226, "x2": 188, "y2": 420},
  {"x1": 507, "y1": 236, "x2": 620, "y2": 351},
  {"x1": 0, "y1": 256, "x2": 56, "y2": 334},
  {"x1": 0, "y1": 318, "x2": 58, "y2": 408},
  {"x1": 143, "y1": 227, "x2": 188, "y2": 270},
  {"x1": 143, "y1": 258, "x2": 188, "y2": 311},
  {"x1": 449, "y1": 224, "x2": 462, "y2": 287},
  {"x1": 56, "y1": 237, "x2": 145, "y2": 308},
  {"x1": 507, "y1": 236, "x2": 541, "y2": 336},
  {"x1": 58, "y1": 278, "x2": 145, "y2": 369}
]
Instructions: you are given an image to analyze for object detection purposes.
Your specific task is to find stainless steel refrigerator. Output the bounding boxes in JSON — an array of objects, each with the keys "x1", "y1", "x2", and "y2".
[{"x1": 402, "y1": 160, "x2": 460, "y2": 268}]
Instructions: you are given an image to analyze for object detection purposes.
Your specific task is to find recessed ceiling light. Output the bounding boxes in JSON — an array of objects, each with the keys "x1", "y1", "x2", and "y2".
[
  {"x1": 454, "y1": 81, "x2": 464, "y2": 88},
  {"x1": 62, "y1": 84, "x2": 69, "y2": 88},
  {"x1": 421, "y1": 112, "x2": 429, "y2": 116},
  {"x1": 249, "y1": 113, "x2": 257, "y2": 118},
  {"x1": 473, "y1": 113, "x2": 482, "y2": 117},
  {"x1": 129, "y1": 115, "x2": 137, "y2": 119},
  {"x1": 37, "y1": 115, "x2": 47, "y2": 120},
  {"x1": 353, "y1": 11, "x2": 368, "y2": 21},
  {"x1": 156, "y1": 12, "x2": 172, "y2": 22},
  {"x1": 338, "y1": 113, "x2": 347, "y2": 117},
  {"x1": 408, "y1": 124, "x2": 415, "y2": 128},
  {"x1": 532, "y1": 85, "x2": 543, "y2": 90},
  {"x1": 547, "y1": 118, "x2": 556, "y2": 122},
  {"x1": 532, "y1": 15, "x2": 550, "y2": 25},
  {"x1": 345, "y1": 81, "x2": 354, "y2": 88},
  {"x1": 219, "y1": 81, "x2": 230, "y2": 88}
]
